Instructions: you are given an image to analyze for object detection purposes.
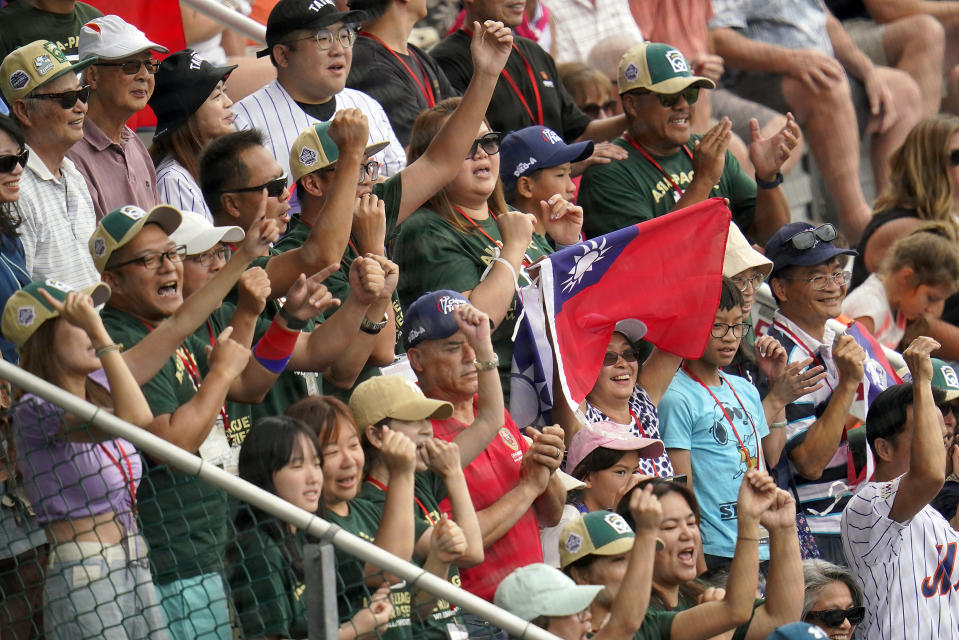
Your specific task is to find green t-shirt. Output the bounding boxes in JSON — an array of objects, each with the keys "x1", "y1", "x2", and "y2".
[
  {"x1": 393, "y1": 209, "x2": 553, "y2": 401},
  {"x1": 229, "y1": 522, "x2": 309, "y2": 639},
  {"x1": 101, "y1": 306, "x2": 230, "y2": 583},
  {"x1": 325, "y1": 498, "x2": 414, "y2": 639},
  {"x1": 274, "y1": 175, "x2": 406, "y2": 401},
  {"x1": 358, "y1": 472, "x2": 465, "y2": 639},
  {"x1": 578, "y1": 136, "x2": 756, "y2": 239},
  {"x1": 0, "y1": 1, "x2": 102, "y2": 61},
  {"x1": 637, "y1": 592, "x2": 763, "y2": 640}
]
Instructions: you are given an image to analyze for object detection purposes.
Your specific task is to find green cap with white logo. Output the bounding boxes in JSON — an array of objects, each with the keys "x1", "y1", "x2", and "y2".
[
  {"x1": 88, "y1": 205, "x2": 182, "y2": 273},
  {"x1": 617, "y1": 42, "x2": 715, "y2": 96},
  {"x1": 2, "y1": 279, "x2": 111, "y2": 348},
  {"x1": 559, "y1": 510, "x2": 636, "y2": 569},
  {"x1": 289, "y1": 120, "x2": 389, "y2": 183},
  {"x1": 897, "y1": 358, "x2": 959, "y2": 402}
]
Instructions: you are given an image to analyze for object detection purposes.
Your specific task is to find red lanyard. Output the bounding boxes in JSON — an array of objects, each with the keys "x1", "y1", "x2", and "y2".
[
  {"x1": 359, "y1": 31, "x2": 436, "y2": 108},
  {"x1": 462, "y1": 28, "x2": 543, "y2": 125},
  {"x1": 772, "y1": 320, "x2": 835, "y2": 394},
  {"x1": 98, "y1": 440, "x2": 137, "y2": 515},
  {"x1": 365, "y1": 476, "x2": 436, "y2": 526},
  {"x1": 623, "y1": 134, "x2": 694, "y2": 199},
  {"x1": 452, "y1": 206, "x2": 533, "y2": 268},
  {"x1": 627, "y1": 407, "x2": 647, "y2": 438},
  {"x1": 682, "y1": 365, "x2": 763, "y2": 471}
]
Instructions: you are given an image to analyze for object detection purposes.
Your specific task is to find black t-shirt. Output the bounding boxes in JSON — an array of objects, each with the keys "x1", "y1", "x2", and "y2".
[
  {"x1": 295, "y1": 99, "x2": 337, "y2": 122},
  {"x1": 822, "y1": 0, "x2": 870, "y2": 21},
  {"x1": 430, "y1": 31, "x2": 591, "y2": 141},
  {"x1": 348, "y1": 37, "x2": 458, "y2": 146}
]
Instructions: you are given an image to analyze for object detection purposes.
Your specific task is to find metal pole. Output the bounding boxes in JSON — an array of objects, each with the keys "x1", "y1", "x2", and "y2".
[
  {"x1": 179, "y1": 0, "x2": 267, "y2": 43},
  {"x1": 0, "y1": 361, "x2": 558, "y2": 640}
]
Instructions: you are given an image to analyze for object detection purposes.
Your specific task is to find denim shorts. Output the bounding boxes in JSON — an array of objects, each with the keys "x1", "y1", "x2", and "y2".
[
  {"x1": 44, "y1": 535, "x2": 167, "y2": 640},
  {"x1": 155, "y1": 572, "x2": 232, "y2": 640}
]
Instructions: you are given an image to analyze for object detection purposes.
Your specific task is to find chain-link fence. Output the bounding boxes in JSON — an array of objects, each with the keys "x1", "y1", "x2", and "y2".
[{"x1": 0, "y1": 361, "x2": 558, "y2": 640}]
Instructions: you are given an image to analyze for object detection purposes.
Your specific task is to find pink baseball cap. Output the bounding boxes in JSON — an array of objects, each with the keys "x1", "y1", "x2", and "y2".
[{"x1": 565, "y1": 420, "x2": 665, "y2": 475}]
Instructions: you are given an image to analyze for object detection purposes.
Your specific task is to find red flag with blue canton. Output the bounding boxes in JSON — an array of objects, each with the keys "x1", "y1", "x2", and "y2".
[{"x1": 542, "y1": 198, "x2": 731, "y2": 409}]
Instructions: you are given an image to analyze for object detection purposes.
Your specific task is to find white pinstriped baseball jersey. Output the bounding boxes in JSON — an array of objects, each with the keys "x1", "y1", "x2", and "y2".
[
  {"x1": 232, "y1": 80, "x2": 406, "y2": 193},
  {"x1": 155, "y1": 155, "x2": 213, "y2": 223},
  {"x1": 842, "y1": 475, "x2": 959, "y2": 639}
]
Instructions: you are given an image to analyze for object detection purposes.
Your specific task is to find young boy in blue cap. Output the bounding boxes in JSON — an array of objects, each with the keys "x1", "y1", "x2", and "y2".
[{"x1": 499, "y1": 125, "x2": 592, "y2": 247}]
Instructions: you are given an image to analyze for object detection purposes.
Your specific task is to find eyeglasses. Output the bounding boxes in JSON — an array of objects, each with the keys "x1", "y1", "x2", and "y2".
[
  {"x1": 783, "y1": 223, "x2": 838, "y2": 251},
  {"x1": 805, "y1": 606, "x2": 865, "y2": 627},
  {"x1": 730, "y1": 273, "x2": 765, "y2": 292},
  {"x1": 224, "y1": 173, "x2": 289, "y2": 198},
  {"x1": 786, "y1": 269, "x2": 851, "y2": 291},
  {"x1": 286, "y1": 26, "x2": 357, "y2": 51},
  {"x1": 107, "y1": 245, "x2": 187, "y2": 271},
  {"x1": 187, "y1": 246, "x2": 230, "y2": 267},
  {"x1": 96, "y1": 59, "x2": 160, "y2": 75},
  {"x1": 711, "y1": 322, "x2": 751, "y2": 338},
  {"x1": 632, "y1": 86, "x2": 700, "y2": 108},
  {"x1": 581, "y1": 99, "x2": 619, "y2": 119},
  {"x1": 28, "y1": 85, "x2": 91, "y2": 109},
  {"x1": 949, "y1": 149, "x2": 959, "y2": 166},
  {"x1": 359, "y1": 160, "x2": 379, "y2": 182},
  {"x1": 466, "y1": 132, "x2": 502, "y2": 159},
  {"x1": 602, "y1": 349, "x2": 640, "y2": 367},
  {"x1": 0, "y1": 149, "x2": 28, "y2": 173}
]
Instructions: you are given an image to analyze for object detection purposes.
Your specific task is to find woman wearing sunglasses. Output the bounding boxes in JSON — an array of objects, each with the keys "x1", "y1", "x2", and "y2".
[
  {"x1": 801, "y1": 560, "x2": 864, "y2": 640},
  {"x1": 0, "y1": 116, "x2": 31, "y2": 365},
  {"x1": 394, "y1": 97, "x2": 553, "y2": 399},
  {"x1": 149, "y1": 50, "x2": 237, "y2": 223}
]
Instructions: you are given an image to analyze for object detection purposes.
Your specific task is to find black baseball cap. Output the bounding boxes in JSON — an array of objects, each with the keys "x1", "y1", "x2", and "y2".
[
  {"x1": 149, "y1": 50, "x2": 236, "y2": 141},
  {"x1": 257, "y1": 0, "x2": 366, "y2": 58}
]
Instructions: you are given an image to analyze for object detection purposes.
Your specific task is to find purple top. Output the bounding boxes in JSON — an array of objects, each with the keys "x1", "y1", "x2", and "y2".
[{"x1": 12, "y1": 371, "x2": 142, "y2": 534}]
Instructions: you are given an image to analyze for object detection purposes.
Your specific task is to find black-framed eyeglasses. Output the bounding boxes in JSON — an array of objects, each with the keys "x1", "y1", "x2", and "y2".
[
  {"x1": 581, "y1": 99, "x2": 619, "y2": 119},
  {"x1": 730, "y1": 273, "x2": 765, "y2": 292},
  {"x1": 711, "y1": 322, "x2": 751, "y2": 339},
  {"x1": 602, "y1": 349, "x2": 640, "y2": 367},
  {"x1": 187, "y1": 246, "x2": 230, "y2": 267},
  {"x1": 783, "y1": 223, "x2": 838, "y2": 251},
  {"x1": 0, "y1": 148, "x2": 28, "y2": 173},
  {"x1": 632, "y1": 86, "x2": 700, "y2": 108},
  {"x1": 949, "y1": 149, "x2": 959, "y2": 166},
  {"x1": 107, "y1": 245, "x2": 187, "y2": 271},
  {"x1": 359, "y1": 160, "x2": 379, "y2": 182},
  {"x1": 805, "y1": 606, "x2": 865, "y2": 627},
  {"x1": 786, "y1": 269, "x2": 851, "y2": 292},
  {"x1": 466, "y1": 132, "x2": 502, "y2": 159},
  {"x1": 223, "y1": 173, "x2": 289, "y2": 198},
  {"x1": 27, "y1": 85, "x2": 91, "y2": 109},
  {"x1": 96, "y1": 58, "x2": 160, "y2": 75},
  {"x1": 285, "y1": 26, "x2": 357, "y2": 51}
]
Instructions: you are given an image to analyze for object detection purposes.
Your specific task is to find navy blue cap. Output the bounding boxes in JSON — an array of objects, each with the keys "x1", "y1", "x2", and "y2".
[
  {"x1": 499, "y1": 126, "x2": 593, "y2": 193},
  {"x1": 764, "y1": 222, "x2": 856, "y2": 277},
  {"x1": 402, "y1": 290, "x2": 470, "y2": 349},
  {"x1": 764, "y1": 622, "x2": 827, "y2": 640}
]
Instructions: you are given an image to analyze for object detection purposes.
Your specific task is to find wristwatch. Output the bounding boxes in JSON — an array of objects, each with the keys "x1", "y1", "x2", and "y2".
[
  {"x1": 278, "y1": 307, "x2": 308, "y2": 331},
  {"x1": 360, "y1": 313, "x2": 389, "y2": 335},
  {"x1": 473, "y1": 353, "x2": 500, "y2": 371},
  {"x1": 755, "y1": 171, "x2": 783, "y2": 189}
]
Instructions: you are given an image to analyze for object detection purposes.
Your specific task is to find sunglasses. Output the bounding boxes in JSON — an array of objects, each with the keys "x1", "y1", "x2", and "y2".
[
  {"x1": 0, "y1": 148, "x2": 28, "y2": 173},
  {"x1": 783, "y1": 223, "x2": 838, "y2": 251},
  {"x1": 28, "y1": 85, "x2": 91, "y2": 109},
  {"x1": 950, "y1": 149, "x2": 959, "y2": 166},
  {"x1": 224, "y1": 173, "x2": 289, "y2": 198},
  {"x1": 581, "y1": 99, "x2": 619, "y2": 119},
  {"x1": 96, "y1": 59, "x2": 160, "y2": 75},
  {"x1": 805, "y1": 606, "x2": 865, "y2": 627},
  {"x1": 466, "y1": 132, "x2": 502, "y2": 159},
  {"x1": 602, "y1": 349, "x2": 640, "y2": 367},
  {"x1": 632, "y1": 86, "x2": 700, "y2": 108}
]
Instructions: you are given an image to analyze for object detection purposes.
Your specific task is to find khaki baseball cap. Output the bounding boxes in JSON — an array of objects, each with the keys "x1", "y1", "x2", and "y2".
[
  {"x1": 723, "y1": 221, "x2": 772, "y2": 280},
  {"x1": 88, "y1": 205, "x2": 182, "y2": 273},
  {"x1": 289, "y1": 120, "x2": 389, "y2": 183},
  {"x1": 559, "y1": 510, "x2": 636, "y2": 569},
  {"x1": 618, "y1": 42, "x2": 715, "y2": 96},
  {"x1": 2, "y1": 279, "x2": 111, "y2": 348},
  {"x1": 1, "y1": 40, "x2": 98, "y2": 104},
  {"x1": 349, "y1": 375, "x2": 453, "y2": 429}
]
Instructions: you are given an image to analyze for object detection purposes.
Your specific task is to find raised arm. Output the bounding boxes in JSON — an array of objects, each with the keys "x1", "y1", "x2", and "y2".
[
  {"x1": 419, "y1": 438, "x2": 484, "y2": 566},
  {"x1": 747, "y1": 114, "x2": 798, "y2": 243},
  {"x1": 527, "y1": 425, "x2": 568, "y2": 527},
  {"x1": 367, "y1": 427, "x2": 418, "y2": 583},
  {"x1": 638, "y1": 348, "x2": 682, "y2": 406}
]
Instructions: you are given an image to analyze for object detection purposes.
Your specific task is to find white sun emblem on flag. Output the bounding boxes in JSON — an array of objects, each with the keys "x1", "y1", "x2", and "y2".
[{"x1": 561, "y1": 238, "x2": 610, "y2": 293}]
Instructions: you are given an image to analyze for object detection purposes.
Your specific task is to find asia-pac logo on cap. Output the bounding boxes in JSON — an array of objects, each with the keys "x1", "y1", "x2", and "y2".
[
  {"x1": 564, "y1": 532, "x2": 582, "y2": 553},
  {"x1": 435, "y1": 294, "x2": 467, "y2": 315},
  {"x1": 308, "y1": 0, "x2": 334, "y2": 11},
  {"x1": 16, "y1": 306, "x2": 35, "y2": 327},
  {"x1": 665, "y1": 49, "x2": 688, "y2": 73},
  {"x1": 8, "y1": 70, "x2": 29, "y2": 90},
  {"x1": 623, "y1": 63, "x2": 639, "y2": 84},
  {"x1": 119, "y1": 205, "x2": 147, "y2": 221},
  {"x1": 92, "y1": 236, "x2": 107, "y2": 258},
  {"x1": 299, "y1": 146, "x2": 318, "y2": 167},
  {"x1": 604, "y1": 512, "x2": 631, "y2": 535}
]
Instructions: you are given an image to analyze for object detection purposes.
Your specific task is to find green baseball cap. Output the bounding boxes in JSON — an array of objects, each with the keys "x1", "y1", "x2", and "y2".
[
  {"x1": 1, "y1": 40, "x2": 98, "y2": 104},
  {"x1": 897, "y1": 358, "x2": 959, "y2": 402},
  {"x1": 559, "y1": 510, "x2": 635, "y2": 569},
  {"x1": 88, "y1": 204, "x2": 183, "y2": 273},
  {"x1": 494, "y1": 564, "x2": 602, "y2": 621},
  {"x1": 617, "y1": 42, "x2": 715, "y2": 96},
  {"x1": 289, "y1": 120, "x2": 389, "y2": 183},
  {"x1": 2, "y1": 279, "x2": 111, "y2": 348}
]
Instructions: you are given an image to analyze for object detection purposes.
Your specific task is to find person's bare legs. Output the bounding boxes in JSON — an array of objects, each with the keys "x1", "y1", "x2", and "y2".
[
  {"x1": 869, "y1": 66, "x2": 923, "y2": 194},
  {"x1": 881, "y1": 14, "x2": 945, "y2": 117},
  {"x1": 781, "y1": 74, "x2": 871, "y2": 242}
]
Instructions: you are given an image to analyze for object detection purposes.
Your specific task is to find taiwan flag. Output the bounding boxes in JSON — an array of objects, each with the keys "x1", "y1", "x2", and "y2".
[{"x1": 542, "y1": 198, "x2": 731, "y2": 411}]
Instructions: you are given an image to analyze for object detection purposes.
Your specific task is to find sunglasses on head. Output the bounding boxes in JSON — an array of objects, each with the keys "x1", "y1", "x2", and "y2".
[
  {"x1": 466, "y1": 132, "x2": 502, "y2": 159},
  {"x1": 224, "y1": 173, "x2": 289, "y2": 198},
  {"x1": 783, "y1": 223, "x2": 838, "y2": 251},
  {"x1": 0, "y1": 148, "x2": 28, "y2": 173},
  {"x1": 28, "y1": 85, "x2": 91, "y2": 109},
  {"x1": 602, "y1": 349, "x2": 640, "y2": 367},
  {"x1": 805, "y1": 606, "x2": 865, "y2": 627}
]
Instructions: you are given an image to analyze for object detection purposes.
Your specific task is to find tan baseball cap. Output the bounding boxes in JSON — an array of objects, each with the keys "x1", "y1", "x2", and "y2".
[
  {"x1": 349, "y1": 375, "x2": 453, "y2": 429},
  {"x1": 1, "y1": 40, "x2": 98, "y2": 104},
  {"x1": 2, "y1": 279, "x2": 111, "y2": 348},
  {"x1": 88, "y1": 205, "x2": 182, "y2": 273},
  {"x1": 559, "y1": 510, "x2": 636, "y2": 569},
  {"x1": 723, "y1": 222, "x2": 772, "y2": 280},
  {"x1": 289, "y1": 120, "x2": 389, "y2": 183},
  {"x1": 618, "y1": 42, "x2": 715, "y2": 96}
]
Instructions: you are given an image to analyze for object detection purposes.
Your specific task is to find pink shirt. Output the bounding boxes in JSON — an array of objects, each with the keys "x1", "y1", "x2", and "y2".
[{"x1": 630, "y1": 0, "x2": 713, "y2": 58}]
